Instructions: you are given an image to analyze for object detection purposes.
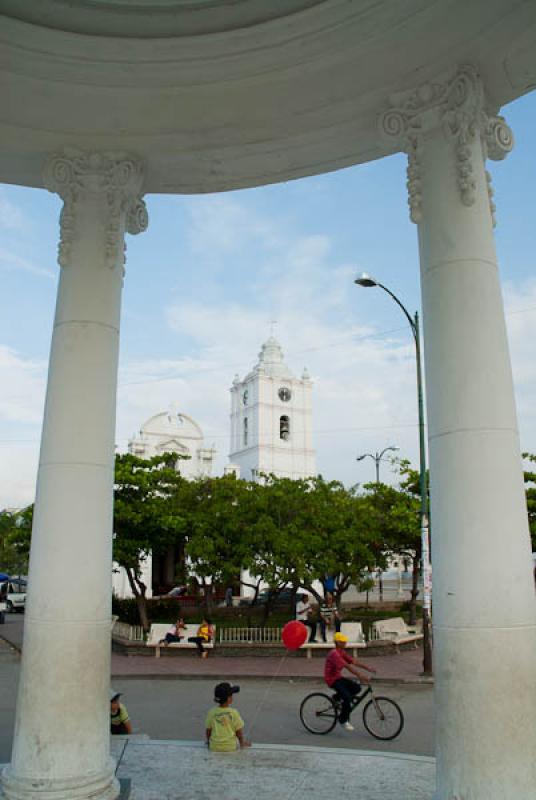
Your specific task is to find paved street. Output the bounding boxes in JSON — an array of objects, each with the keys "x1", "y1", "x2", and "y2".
[
  {"x1": 113, "y1": 677, "x2": 434, "y2": 755},
  {"x1": 0, "y1": 634, "x2": 434, "y2": 764},
  {"x1": 0, "y1": 639, "x2": 18, "y2": 765}
]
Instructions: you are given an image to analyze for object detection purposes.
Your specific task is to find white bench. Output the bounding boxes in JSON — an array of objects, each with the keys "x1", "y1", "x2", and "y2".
[
  {"x1": 302, "y1": 622, "x2": 366, "y2": 659},
  {"x1": 370, "y1": 617, "x2": 423, "y2": 647},
  {"x1": 147, "y1": 623, "x2": 216, "y2": 658}
]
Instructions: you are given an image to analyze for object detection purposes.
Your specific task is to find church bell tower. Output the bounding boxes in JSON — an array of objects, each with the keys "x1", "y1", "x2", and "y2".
[{"x1": 228, "y1": 336, "x2": 315, "y2": 481}]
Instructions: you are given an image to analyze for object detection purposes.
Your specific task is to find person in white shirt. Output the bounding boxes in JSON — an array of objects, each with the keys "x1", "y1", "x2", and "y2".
[{"x1": 295, "y1": 593, "x2": 317, "y2": 643}]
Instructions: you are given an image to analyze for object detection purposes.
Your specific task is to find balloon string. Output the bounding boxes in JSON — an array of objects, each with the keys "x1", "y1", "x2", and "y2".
[{"x1": 245, "y1": 651, "x2": 288, "y2": 740}]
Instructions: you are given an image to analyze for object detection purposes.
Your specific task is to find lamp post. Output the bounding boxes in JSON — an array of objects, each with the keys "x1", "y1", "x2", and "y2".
[
  {"x1": 356, "y1": 446, "x2": 399, "y2": 484},
  {"x1": 354, "y1": 272, "x2": 432, "y2": 675}
]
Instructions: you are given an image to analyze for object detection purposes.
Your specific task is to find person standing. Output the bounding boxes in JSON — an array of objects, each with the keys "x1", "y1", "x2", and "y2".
[
  {"x1": 225, "y1": 586, "x2": 233, "y2": 607},
  {"x1": 319, "y1": 593, "x2": 341, "y2": 641},
  {"x1": 324, "y1": 633, "x2": 376, "y2": 731},
  {"x1": 295, "y1": 593, "x2": 317, "y2": 643}
]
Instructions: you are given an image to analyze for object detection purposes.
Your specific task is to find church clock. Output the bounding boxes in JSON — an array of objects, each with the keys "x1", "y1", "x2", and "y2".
[{"x1": 278, "y1": 387, "x2": 291, "y2": 402}]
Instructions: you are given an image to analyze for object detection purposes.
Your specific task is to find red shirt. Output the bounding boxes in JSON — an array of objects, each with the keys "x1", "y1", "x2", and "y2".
[{"x1": 324, "y1": 647, "x2": 353, "y2": 687}]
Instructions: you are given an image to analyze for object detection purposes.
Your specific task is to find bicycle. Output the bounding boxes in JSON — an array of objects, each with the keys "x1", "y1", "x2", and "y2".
[{"x1": 299, "y1": 683, "x2": 404, "y2": 740}]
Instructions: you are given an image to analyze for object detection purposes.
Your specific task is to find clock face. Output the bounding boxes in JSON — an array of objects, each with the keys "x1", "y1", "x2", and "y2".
[
  {"x1": 242, "y1": 389, "x2": 248, "y2": 405},
  {"x1": 278, "y1": 387, "x2": 291, "y2": 402}
]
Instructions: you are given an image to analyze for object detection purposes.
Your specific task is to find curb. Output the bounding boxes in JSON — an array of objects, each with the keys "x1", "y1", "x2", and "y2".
[
  {"x1": 111, "y1": 672, "x2": 434, "y2": 686},
  {"x1": 0, "y1": 633, "x2": 21, "y2": 654}
]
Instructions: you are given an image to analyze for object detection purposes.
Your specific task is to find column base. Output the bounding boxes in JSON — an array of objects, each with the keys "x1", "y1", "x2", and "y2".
[{"x1": 0, "y1": 760, "x2": 119, "y2": 800}]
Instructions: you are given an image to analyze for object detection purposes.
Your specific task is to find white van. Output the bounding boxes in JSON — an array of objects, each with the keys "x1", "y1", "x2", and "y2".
[{"x1": 0, "y1": 578, "x2": 27, "y2": 613}]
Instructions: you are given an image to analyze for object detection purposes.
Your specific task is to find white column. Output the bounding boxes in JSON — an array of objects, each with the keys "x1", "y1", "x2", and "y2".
[
  {"x1": 381, "y1": 65, "x2": 536, "y2": 799},
  {"x1": 1, "y1": 151, "x2": 148, "y2": 800}
]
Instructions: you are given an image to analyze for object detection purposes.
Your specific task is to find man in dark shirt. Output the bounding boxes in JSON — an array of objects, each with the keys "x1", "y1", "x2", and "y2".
[{"x1": 324, "y1": 632, "x2": 376, "y2": 731}]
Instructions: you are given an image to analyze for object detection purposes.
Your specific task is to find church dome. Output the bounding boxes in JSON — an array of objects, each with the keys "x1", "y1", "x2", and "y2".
[
  {"x1": 141, "y1": 411, "x2": 203, "y2": 441},
  {"x1": 128, "y1": 409, "x2": 216, "y2": 479}
]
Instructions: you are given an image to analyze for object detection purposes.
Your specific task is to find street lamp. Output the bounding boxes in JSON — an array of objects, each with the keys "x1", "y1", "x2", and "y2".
[
  {"x1": 354, "y1": 272, "x2": 432, "y2": 675},
  {"x1": 356, "y1": 446, "x2": 399, "y2": 484}
]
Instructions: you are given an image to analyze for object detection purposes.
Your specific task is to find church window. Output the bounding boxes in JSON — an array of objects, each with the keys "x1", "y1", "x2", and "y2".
[
  {"x1": 280, "y1": 415, "x2": 290, "y2": 441},
  {"x1": 244, "y1": 417, "x2": 248, "y2": 446}
]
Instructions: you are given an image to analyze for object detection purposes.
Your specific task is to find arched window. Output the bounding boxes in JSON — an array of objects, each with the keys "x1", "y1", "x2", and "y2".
[
  {"x1": 243, "y1": 417, "x2": 248, "y2": 446},
  {"x1": 280, "y1": 415, "x2": 290, "y2": 441}
]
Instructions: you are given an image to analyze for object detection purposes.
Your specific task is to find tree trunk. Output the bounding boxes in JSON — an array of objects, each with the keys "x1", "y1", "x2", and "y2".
[
  {"x1": 125, "y1": 567, "x2": 150, "y2": 632},
  {"x1": 203, "y1": 581, "x2": 214, "y2": 614}
]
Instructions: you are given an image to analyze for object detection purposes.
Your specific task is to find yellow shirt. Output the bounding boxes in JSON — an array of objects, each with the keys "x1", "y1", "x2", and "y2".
[
  {"x1": 199, "y1": 624, "x2": 211, "y2": 641},
  {"x1": 111, "y1": 702, "x2": 129, "y2": 728},
  {"x1": 205, "y1": 706, "x2": 244, "y2": 752}
]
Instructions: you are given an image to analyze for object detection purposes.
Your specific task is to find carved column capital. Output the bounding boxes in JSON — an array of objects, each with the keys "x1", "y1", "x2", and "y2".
[
  {"x1": 43, "y1": 149, "x2": 148, "y2": 268},
  {"x1": 378, "y1": 65, "x2": 514, "y2": 225}
]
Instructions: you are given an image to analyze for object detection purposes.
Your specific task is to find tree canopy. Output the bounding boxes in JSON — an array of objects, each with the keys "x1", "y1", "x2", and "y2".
[
  {"x1": 113, "y1": 452, "x2": 189, "y2": 629},
  {"x1": 0, "y1": 506, "x2": 32, "y2": 576}
]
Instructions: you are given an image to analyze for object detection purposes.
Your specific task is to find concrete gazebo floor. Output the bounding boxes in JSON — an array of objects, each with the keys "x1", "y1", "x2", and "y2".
[{"x1": 111, "y1": 739, "x2": 435, "y2": 800}]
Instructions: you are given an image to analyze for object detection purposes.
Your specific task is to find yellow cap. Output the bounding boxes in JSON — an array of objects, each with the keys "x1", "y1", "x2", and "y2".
[{"x1": 333, "y1": 632, "x2": 348, "y2": 643}]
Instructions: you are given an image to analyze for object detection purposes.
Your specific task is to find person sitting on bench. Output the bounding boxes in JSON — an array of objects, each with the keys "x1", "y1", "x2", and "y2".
[
  {"x1": 159, "y1": 618, "x2": 186, "y2": 646},
  {"x1": 188, "y1": 617, "x2": 214, "y2": 658}
]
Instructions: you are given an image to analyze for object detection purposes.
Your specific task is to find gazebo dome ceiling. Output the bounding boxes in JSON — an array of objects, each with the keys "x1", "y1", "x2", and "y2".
[
  {"x1": 0, "y1": 0, "x2": 535, "y2": 193},
  {"x1": 0, "y1": 0, "x2": 326, "y2": 37}
]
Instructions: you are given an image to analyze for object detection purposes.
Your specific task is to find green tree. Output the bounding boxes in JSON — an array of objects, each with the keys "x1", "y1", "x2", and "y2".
[
  {"x1": 183, "y1": 474, "x2": 252, "y2": 612},
  {"x1": 522, "y1": 453, "x2": 536, "y2": 551},
  {"x1": 242, "y1": 475, "x2": 379, "y2": 620},
  {"x1": 364, "y1": 463, "x2": 422, "y2": 624},
  {"x1": 113, "y1": 452, "x2": 188, "y2": 631},
  {"x1": 0, "y1": 506, "x2": 33, "y2": 575}
]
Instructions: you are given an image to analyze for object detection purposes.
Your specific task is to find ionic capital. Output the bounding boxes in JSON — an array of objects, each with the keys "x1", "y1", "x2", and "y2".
[
  {"x1": 43, "y1": 149, "x2": 148, "y2": 268},
  {"x1": 379, "y1": 65, "x2": 513, "y2": 224}
]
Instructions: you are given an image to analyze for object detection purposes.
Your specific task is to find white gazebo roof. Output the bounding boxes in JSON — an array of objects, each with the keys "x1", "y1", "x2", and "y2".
[{"x1": 0, "y1": 0, "x2": 535, "y2": 193}]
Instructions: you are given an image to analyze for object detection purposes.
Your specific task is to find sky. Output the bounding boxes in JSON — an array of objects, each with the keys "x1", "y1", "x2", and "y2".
[{"x1": 1, "y1": 91, "x2": 535, "y2": 509}]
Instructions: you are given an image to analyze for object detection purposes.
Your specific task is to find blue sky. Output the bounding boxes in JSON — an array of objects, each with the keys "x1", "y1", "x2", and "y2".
[{"x1": 1, "y1": 91, "x2": 535, "y2": 507}]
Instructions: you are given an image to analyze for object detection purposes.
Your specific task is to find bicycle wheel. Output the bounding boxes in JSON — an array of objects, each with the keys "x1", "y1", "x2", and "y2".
[
  {"x1": 300, "y1": 693, "x2": 338, "y2": 734},
  {"x1": 362, "y1": 696, "x2": 404, "y2": 740}
]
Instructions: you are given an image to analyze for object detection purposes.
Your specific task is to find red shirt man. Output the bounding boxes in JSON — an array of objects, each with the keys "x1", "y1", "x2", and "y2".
[
  {"x1": 324, "y1": 645, "x2": 354, "y2": 687},
  {"x1": 324, "y1": 632, "x2": 376, "y2": 731}
]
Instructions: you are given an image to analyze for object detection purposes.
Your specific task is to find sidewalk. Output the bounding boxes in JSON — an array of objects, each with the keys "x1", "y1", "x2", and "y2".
[
  {"x1": 109, "y1": 739, "x2": 435, "y2": 800},
  {"x1": 112, "y1": 647, "x2": 432, "y2": 684},
  {"x1": 0, "y1": 617, "x2": 433, "y2": 684}
]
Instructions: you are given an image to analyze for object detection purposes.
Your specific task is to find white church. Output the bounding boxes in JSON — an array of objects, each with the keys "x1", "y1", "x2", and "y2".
[{"x1": 113, "y1": 335, "x2": 316, "y2": 597}]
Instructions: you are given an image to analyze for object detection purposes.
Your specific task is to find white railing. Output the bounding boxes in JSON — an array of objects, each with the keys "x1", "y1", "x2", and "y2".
[
  {"x1": 112, "y1": 621, "x2": 145, "y2": 642},
  {"x1": 219, "y1": 627, "x2": 282, "y2": 644}
]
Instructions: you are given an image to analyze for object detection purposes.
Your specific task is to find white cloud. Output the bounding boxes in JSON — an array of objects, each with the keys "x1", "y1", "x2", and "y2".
[
  {"x1": 185, "y1": 194, "x2": 282, "y2": 257},
  {"x1": 0, "y1": 345, "x2": 46, "y2": 508},
  {"x1": 0, "y1": 346, "x2": 47, "y2": 425},
  {"x1": 504, "y1": 279, "x2": 536, "y2": 451},
  {"x1": 0, "y1": 246, "x2": 55, "y2": 280},
  {"x1": 0, "y1": 190, "x2": 24, "y2": 230}
]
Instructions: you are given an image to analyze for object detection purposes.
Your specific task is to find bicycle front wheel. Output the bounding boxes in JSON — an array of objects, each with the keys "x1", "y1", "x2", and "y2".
[
  {"x1": 300, "y1": 693, "x2": 338, "y2": 734},
  {"x1": 362, "y1": 696, "x2": 404, "y2": 740}
]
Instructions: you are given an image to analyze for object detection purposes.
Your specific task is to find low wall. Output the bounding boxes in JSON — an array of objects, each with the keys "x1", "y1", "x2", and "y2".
[{"x1": 112, "y1": 636, "x2": 420, "y2": 658}]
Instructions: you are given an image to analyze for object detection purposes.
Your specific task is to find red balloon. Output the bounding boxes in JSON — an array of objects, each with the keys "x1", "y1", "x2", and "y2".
[{"x1": 282, "y1": 620, "x2": 308, "y2": 651}]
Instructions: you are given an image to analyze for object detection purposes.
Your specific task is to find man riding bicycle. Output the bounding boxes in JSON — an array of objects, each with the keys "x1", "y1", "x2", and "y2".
[{"x1": 324, "y1": 632, "x2": 377, "y2": 731}]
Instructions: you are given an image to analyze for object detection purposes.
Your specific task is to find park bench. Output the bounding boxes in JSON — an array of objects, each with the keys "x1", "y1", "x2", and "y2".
[
  {"x1": 370, "y1": 617, "x2": 422, "y2": 647},
  {"x1": 146, "y1": 623, "x2": 216, "y2": 658},
  {"x1": 303, "y1": 622, "x2": 366, "y2": 659}
]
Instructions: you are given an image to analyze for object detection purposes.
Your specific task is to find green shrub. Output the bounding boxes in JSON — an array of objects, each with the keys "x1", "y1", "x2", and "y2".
[{"x1": 112, "y1": 596, "x2": 140, "y2": 625}]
